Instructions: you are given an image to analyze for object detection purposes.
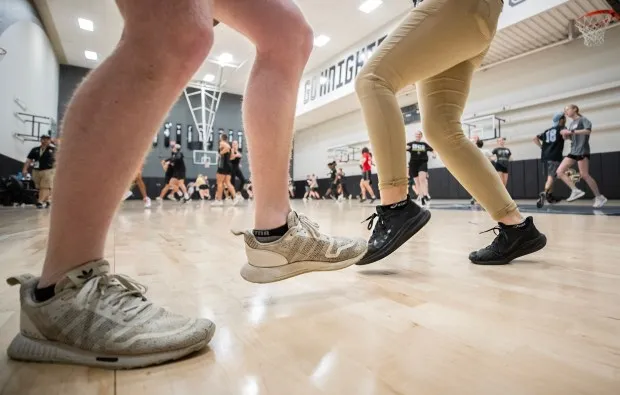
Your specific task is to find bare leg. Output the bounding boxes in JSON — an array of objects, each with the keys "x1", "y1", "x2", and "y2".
[
  {"x1": 225, "y1": 176, "x2": 236, "y2": 199},
  {"x1": 557, "y1": 157, "x2": 578, "y2": 190},
  {"x1": 39, "y1": 188, "x2": 51, "y2": 204},
  {"x1": 215, "y1": 174, "x2": 225, "y2": 200},
  {"x1": 135, "y1": 173, "x2": 148, "y2": 199},
  {"x1": 40, "y1": 0, "x2": 213, "y2": 286},
  {"x1": 544, "y1": 176, "x2": 554, "y2": 193},
  {"x1": 213, "y1": 0, "x2": 313, "y2": 229},
  {"x1": 578, "y1": 158, "x2": 601, "y2": 196}
]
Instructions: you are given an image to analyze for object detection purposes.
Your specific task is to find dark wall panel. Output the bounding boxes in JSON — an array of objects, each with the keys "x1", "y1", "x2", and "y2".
[{"x1": 524, "y1": 160, "x2": 540, "y2": 198}]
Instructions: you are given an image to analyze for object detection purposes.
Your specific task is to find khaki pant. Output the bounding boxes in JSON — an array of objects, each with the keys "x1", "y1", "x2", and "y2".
[
  {"x1": 32, "y1": 169, "x2": 55, "y2": 190},
  {"x1": 355, "y1": 0, "x2": 517, "y2": 220}
]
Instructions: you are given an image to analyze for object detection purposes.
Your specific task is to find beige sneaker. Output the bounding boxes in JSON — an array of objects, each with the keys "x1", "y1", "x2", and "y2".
[
  {"x1": 6, "y1": 260, "x2": 215, "y2": 369},
  {"x1": 233, "y1": 211, "x2": 367, "y2": 284}
]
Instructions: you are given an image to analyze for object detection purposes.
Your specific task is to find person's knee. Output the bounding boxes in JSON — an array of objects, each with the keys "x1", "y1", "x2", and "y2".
[
  {"x1": 256, "y1": 9, "x2": 313, "y2": 66},
  {"x1": 355, "y1": 65, "x2": 395, "y2": 98},
  {"x1": 120, "y1": 2, "x2": 213, "y2": 73}
]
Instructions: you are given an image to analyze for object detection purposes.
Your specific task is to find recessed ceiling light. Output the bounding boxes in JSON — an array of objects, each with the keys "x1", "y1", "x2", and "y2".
[
  {"x1": 203, "y1": 74, "x2": 215, "y2": 82},
  {"x1": 314, "y1": 35, "x2": 331, "y2": 47},
  {"x1": 78, "y1": 18, "x2": 94, "y2": 31},
  {"x1": 84, "y1": 50, "x2": 98, "y2": 61},
  {"x1": 359, "y1": 0, "x2": 383, "y2": 13},
  {"x1": 217, "y1": 53, "x2": 233, "y2": 63}
]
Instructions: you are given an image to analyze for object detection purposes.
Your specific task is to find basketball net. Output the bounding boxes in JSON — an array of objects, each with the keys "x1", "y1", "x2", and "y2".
[{"x1": 575, "y1": 10, "x2": 619, "y2": 47}]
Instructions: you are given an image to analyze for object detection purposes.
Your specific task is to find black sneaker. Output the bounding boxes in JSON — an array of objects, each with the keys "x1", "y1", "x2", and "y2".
[
  {"x1": 469, "y1": 216, "x2": 547, "y2": 265},
  {"x1": 357, "y1": 197, "x2": 431, "y2": 266},
  {"x1": 35, "y1": 203, "x2": 44, "y2": 209},
  {"x1": 536, "y1": 192, "x2": 546, "y2": 208},
  {"x1": 369, "y1": 197, "x2": 376, "y2": 204}
]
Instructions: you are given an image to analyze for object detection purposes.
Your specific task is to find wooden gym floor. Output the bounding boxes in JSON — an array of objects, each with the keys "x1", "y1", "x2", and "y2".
[{"x1": 1, "y1": 200, "x2": 619, "y2": 395}]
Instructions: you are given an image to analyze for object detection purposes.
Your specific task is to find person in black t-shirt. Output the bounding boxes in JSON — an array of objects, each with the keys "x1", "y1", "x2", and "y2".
[
  {"x1": 230, "y1": 140, "x2": 247, "y2": 193},
  {"x1": 406, "y1": 131, "x2": 435, "y2": 206},
  {"x1": 214, "y1": 134, "x2": 239, "y2": 206},
  {"x1": 157, "y1": 144, "x2": 190, "y2": 203},
  {"x1": 324, "y1": 161, "x2": 338, "y2": 200},
  {"x1": 23, "y1": 135, "x2": 57, "y2": 208},
  {"x1": 491, "y1": 138, "x2": 512, "y2": 187},
  {"x1": 534, "y1": 113, "x2": 566, "y2": 207}
]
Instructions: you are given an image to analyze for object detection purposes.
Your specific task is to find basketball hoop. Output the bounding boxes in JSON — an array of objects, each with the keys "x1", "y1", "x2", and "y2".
[{"x1": 575, "y1": 10, "x2": 619, "y2": 47}]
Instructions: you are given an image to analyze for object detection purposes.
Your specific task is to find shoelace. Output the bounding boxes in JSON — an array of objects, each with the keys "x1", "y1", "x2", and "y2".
[
  {"x1": 480, "y1": 226, "x2": 508, "y2": 252},
  {"x1": 295, "y1": 213, "x2": 321, "y2": 239},
  {"x1": 362, "y1": 212, "x2": 389, "y2": 240},
  {"x1": 75, "y1": 273, "x2": 152, "y2": 321}
]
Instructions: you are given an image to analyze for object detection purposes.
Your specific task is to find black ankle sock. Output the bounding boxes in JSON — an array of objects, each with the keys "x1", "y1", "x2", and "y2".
[
  {"x1": 34, "y1": 283, "x2": 56, "y2": 302},
  {"x1": 382, "y1": 197, "x2": 409, "y2": 211},
  {"x1": 253, "y1": 223, "x2": 289, "y2": 242}
]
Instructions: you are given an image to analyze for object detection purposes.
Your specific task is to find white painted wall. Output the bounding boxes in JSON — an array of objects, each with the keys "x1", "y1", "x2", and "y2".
[
  {"x1": 293, "y1": 27, "x2": 620, "y2": 180},
  {"x1": 0, "y1": 20, "x2": 59, "y2": 164}
]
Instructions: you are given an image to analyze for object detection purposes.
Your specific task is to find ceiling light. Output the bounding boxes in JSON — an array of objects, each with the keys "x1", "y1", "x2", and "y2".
[
  {"x1": 203, "y1": 74, "x2": 215, "y2": 82},
  {"x1": 78, "y1": 18, "x2": 94, "y2": 31},
  {"x1": 217, "y1": 53, "x2": 233, "y2": 63},
  {"x1": 359, "y1": 0, "x2": 383, "y2": 13},
  {"x1": 84, "y1": 50, "x2": 98, "y2": 61},
  {"x1": 314, "y1": 35, "x2": 331, "y2": 47}
]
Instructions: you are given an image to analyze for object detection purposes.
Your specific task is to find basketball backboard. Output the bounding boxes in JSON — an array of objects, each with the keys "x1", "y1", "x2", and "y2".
[
  {"x1": 462, "y1": 114, "x2": 504, "y2": 141},
  {"x1": 193, "y1": 150, "x2": 219, "y2": 167}
]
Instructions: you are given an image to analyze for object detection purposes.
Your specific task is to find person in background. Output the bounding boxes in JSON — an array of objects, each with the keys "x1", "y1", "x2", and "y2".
[
  {"x1": 23, "y1": 135, "x2": 57, "y2": 209},
  {"x1": 167, "y1": 144, "x2": 191, "y2": 203},
  {"x1": 337, "y1": 168, "x2": 350, "y2": 200},
  {"x1": 557, "y1": 104, "x2": 607, "y2": 208},
  {"x1": 309, "y1": 174, "x2": 321, "y2": 199},
  {"x1": 533, "y1": 113, "x2": 566, "y2": 208},
  {"x1": 359, "y1": 147, "x2": 376, "y2": 203},
  {"x1": 491, "y1": 137, "x2": 512, "y2": 188},
  {"x1": 288, "y1": 176, "x2": 295, "y2": 199},
  {"x1": 324, "y1": 161, "x2": 338, "y2": 200},
  {"x1": 230, "y1": 140, "x2": 247, "y2": 193},
  {"x1": 406, "y1": 131, "x2": 435, "y2": 206},
  {"x1": 195, "y1": 174, "x2": 211, "y2": 200},
  {"x1": 303, "y1": 174, "x2": 312, "y2": 200}
]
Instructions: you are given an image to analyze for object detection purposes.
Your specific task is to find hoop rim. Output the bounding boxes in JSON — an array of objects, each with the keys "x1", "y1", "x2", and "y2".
[{"x1": 578, "y1": 9, "x2": 620, "y2": 20}]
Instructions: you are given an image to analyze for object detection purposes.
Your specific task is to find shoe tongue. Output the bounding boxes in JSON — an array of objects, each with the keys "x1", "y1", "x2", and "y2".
[
  {"x1": 287, "y1": 211, "x2": 300, "y2": 228},
  {"x1": 55, "y1": 260, "x2": 110, "y2": 293}
]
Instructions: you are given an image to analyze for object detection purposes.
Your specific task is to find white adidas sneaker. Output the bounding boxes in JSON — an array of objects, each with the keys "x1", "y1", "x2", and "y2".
[
  {"x1": 233, "y1": 211, "x2": 367, "y2": 284},
  {"x1": 566, "y1": 188, "x2": 586, "y2": 202},
  {"x1": 6, "y1": 260, "x2": 215, "y2": 369}
]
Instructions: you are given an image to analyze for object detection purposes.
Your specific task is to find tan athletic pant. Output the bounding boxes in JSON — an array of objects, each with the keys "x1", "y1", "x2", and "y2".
[{"x1": 355, "y1": 0, "x2": 517, "y2": 220}]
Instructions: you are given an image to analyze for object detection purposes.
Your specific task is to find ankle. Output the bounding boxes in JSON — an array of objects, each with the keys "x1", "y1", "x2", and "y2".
[
  {"x1": 254, "y1": 207, "x2": 290, "y2": 230},
  {"x1": 498, "y1": 211, "x2": 524, "y2": 226},
  {"x1": 379, "y1": 186, "x2": 407, "y2": 206}
]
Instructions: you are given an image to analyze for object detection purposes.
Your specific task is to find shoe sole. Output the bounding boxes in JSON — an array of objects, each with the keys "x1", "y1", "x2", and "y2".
[
  {"x1": 469, "y1": 234, "x2": 547, "y2": 266},
  {"x1": 356, "y1": 209, "x2": 432, "y2": 266},
  {"x1": 566, "y1": 191, "x2": 586, "y2": 202},
  {"x1": 240, "y1": 251, "x2": 367, "y2": 284},
  {"x1": 7, "y1": 322, "x2": 215, "y2": 369}
]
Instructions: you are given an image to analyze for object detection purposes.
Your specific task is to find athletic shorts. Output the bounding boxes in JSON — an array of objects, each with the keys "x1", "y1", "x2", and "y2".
[
  {"x1": 543, "y1": 160, "x2": 561, "y2": 179},
  {"x1": 32, "y1": 169, "x2": 55, "y2": 189},
  {"x1": 567, "y1": 154, "x2": 590, "y2": 161},
  {"x1": 311, "y1": 186, "x2": 319, "y2": 191},
  {"x1": 362, "y1": 170, "x2": 372, "y2": 182},
  {"x1": 494, "y1": 162, "x2": 509, "y2": 174},
  {"x1": 171, "y1": 171, "x2": 185, "y2": 181},
  {"x1": 409, "y1": 161, "x2": 428, "y2": 178},
  {"x1": 199, "y1": 184, "x2": 209, "y2": 190},
  {"x1": 217, "y1": 166, "x2": 232, "y2": 176}
]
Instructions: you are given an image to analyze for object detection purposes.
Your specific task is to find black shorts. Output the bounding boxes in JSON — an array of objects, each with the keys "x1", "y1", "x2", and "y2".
[
  {"x1": 567, "y1": 154, "x2": 590, "y2": 161},
  {"x1": 362, "y1": 170, "x2": 372, "y2": 182},
  {"x1": 171, "y1": 171, "x2": 185, "y2": 181},
  {"x1": 494, "y1": 162, "x2": 509, "y2": 174},
  {"x1": 217, "y1": 166, "x2": 232, "y2": 176},
  {"x1": 311, "y1": 186, "x2": 319, "y2": 191},
  {"x1": 543, "y1": 160, "x2": 561, "y2": 179},
  {"x1": 409, "y1": 161, "x2": 428, "y2": 178},
  {"x1": 199, "y1": 184, "x2": 209, "y2": 190}
]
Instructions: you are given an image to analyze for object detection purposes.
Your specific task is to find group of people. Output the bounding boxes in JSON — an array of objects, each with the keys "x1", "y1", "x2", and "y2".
[
  {"x1": 5, "y1": 0, "x2": 604, "y2": 372},
  {"x1": 534, "y1": 105, "x2": 607, "y2": 208}
]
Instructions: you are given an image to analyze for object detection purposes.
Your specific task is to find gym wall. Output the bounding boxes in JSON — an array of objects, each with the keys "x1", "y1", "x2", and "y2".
[
  {"x1": 57, "y1": 65, "x2": 245, "y2": 197},
  {"x1": 0, "y1": 0, "x2": 59, "y2": 178},
  {"x1": 293, "y1": 28, "x2": 620, "y2": 199}
]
